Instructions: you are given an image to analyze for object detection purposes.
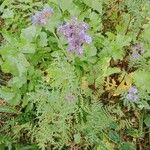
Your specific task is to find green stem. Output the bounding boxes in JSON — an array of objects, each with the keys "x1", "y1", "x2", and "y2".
[{"x1": 52, "y1": 31, "x2": 66, "y2": 56}]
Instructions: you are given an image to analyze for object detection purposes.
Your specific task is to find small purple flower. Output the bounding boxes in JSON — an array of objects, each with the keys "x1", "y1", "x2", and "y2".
[
  {"x1": 84, "y1": 35, "x2": 92, "y2": 44},
  {"x1": 31, "y1": 6, "x2": 53, "y2": 25},
  {"x1": 128, "y1": 86, "x2": 138, "y2": 94},
  {"x1": 126, "y1": 94, "x2": 138, "y2": 102},
  {"x1": 58, "y1": 17, "x2": 92, "y2": 55},
  {"x1": 131, "y1": 52, "x2": 141, "y2": 59},
  {"x1": 126, "y1": 86, "x2": 139, "y2": 102},
  {"x1": 131, "y1": 43, "x2": 144, "y2": 59},
  {"x1": 66, "y1": 94, "x2": 75, "y2": 103},
  {"x1": 42, "y1": 7, "x2": 53, "y2": 16},
  {"x1": 81, "y1": 22, "x2": 89, "y2": 31}
]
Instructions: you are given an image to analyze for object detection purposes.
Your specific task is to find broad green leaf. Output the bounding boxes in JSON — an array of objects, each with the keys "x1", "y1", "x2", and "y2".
[
  {"x1": 0, "y1": 106, "x2": 17, "y2": 113},
  {"x1": 82, "y1": 0, "x2": 102, "y2": 14},
  {"x1": 39, "y1": 32, "x2": 48, "y2": 47},
  {"x1": 58, "y1": 0, "x2": 74, "y2": 11},
  {"x1": 103, "y1": 34, "x2": 131, "y2": 60},
  {"x1": 85, "y1": 45, "x2": 97, "y2": 57},
  {"x1": 21, "y1": 25, "x2": 36, "y2": 42},
  {"x1": 2, "y1": 8, "x2": 14, "y2": 18},
  {"x1": 120, "y1": 142, "x2": 135, "y2": 150},
  {"x1": 9, "y1": 76, "x2": 27, "y2": 88},
  {"x1": 1, "y1": 53, "x2": 29, "y2": 76},
  {"x1": 74, "y1": 133, "x2": 81, "y2": 144},
  {"x1": 144, "y1": 115, "x2": 150, "y2": 127},
  {"x1": 109, "y1": 130, "x2": 121, "y2": 143},
  {"x1": 133, "y1": 70, "x2": 150, "y2": 92},
  {"x1": 16, "y1": 53, "x2": 30, "y2": 76},
  {"x1": 45, "y1": 11, "x2": 61, "y2": 32},
  {"x1": 14, "y1": 144, "x2": 39, "y2": 150},
  {"x1": 104, "y1": 67, "x2": 120, "y2": 77},
  {"x1": 69, "y1": 5, "x2": 81, "y2": 16},
  {"x1": 0, "y1": 88, "x2": 21, "y2": 105},
  {"x1": 138, "y1": 101, "x2": 150, "y2": 109},
  {"x1": 142, "y1": 24, "x2": 150, "y2": 42},
  {"x1": 20, "y1": 43, "x2": 36, "y2": 53},
  {"x1": 49, "y1": 0, "x2": 58, "y2": 4},
  {"x1": 1, "y1": 59, "x2": 18, "y2": 75}
]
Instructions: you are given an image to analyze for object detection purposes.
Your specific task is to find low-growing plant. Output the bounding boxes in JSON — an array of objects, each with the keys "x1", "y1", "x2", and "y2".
[{"x1": 0, "y1": 0, "x2": 150, "y2": 149}]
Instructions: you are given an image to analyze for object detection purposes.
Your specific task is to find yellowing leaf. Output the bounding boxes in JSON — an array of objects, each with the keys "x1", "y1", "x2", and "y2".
[
  {"x1": 113, "y1": 73, "x2": 133, "y2": 96},
  {"x1": 81, "y1": 77, "x2": 89, "y2": 90},
  {"x1": 105, "y1": 77, "x2": 117, "y2": 91}
]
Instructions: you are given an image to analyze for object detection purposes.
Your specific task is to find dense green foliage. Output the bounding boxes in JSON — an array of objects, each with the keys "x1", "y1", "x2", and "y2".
[{"x1": 0, "y1": 0, "x2": 150, "y2": 149}]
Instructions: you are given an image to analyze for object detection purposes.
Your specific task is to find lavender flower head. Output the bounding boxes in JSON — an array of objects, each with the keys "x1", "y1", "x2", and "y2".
[
  {"x1": 31, "y1": 6, "x2": 53, "y2": 25},
  {"x1": 126, "y1": 86, "x2": 139, "y2": 102},
  {"x1": 131, "y1": 43, "x2": 144, "y2": 59},
  {"x1": 66, "y1": 94, "x2": 76, "y2": 103},
  {"x1": 58, "y1": 17, "x2": 92, "y2": 54}
]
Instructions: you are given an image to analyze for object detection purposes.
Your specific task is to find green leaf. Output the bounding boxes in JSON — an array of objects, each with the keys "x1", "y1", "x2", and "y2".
[
  {"x1": 74, "y1": 133, "x2": 81, "y2": 144},
  {"x1": 59, "y1": 0, "x2": 74, "y2": 11},
  {"x1": 9, "y1": 76, "x2": 27, "y2": 88},
  {"x1": 20, "y1": 43, "x2": 36, "y2": 53},
  {"x1": 142, "y1": 24, "x2": 150, "y2": 42},
  {"x1": 15, "y1": 53, "x2": 30, "y2": 76},
  {"x1": 39, "y1": 32, "x2": 48, "y2": 47},
  {"x1": 2, "y1": 8, "x2": 14, "y2": 18},
  {"x1": 120, "y1": 142, "x2": 135, "y2": 150},
  {"x1": 1, "y1": 59, "x2": 18, "y2": 75},
  {"x1": 14, "y1": 144, "x2": 39, "y2": 150},
  {"x1": 69, "y1": 5, "x2": 81, "y2": 16},
  {"x1": 104, "y1": 67, "x2": 121, "y2": 77},
  {"x1": 82, "y1": 0, "x2": 102, "y2": 14},
  {"x1": 144, "y1": 115, "x2": 150, "y2": 127},
  {"x1": 1, "y1": 53, "x2": 29, "y2": 76},
  {"x1": 45, "y1": 11, "x2": 61, "y2": 32},
  {"x1": 86, "y1": 45, "x2": 97, "y2": 57},
  {"x1": 0, "y1": 88, "x2": 21, "y2": 105},
  {"x1": 138, "y1": 101, "x2": 150, "y2": 109},
  {"x1": 21, "y1": 25, "x2": 36, "y2": 42},
  {"x1": 103, "y1": 34, "x2": 131, "y2": 60},
  {"x1": 133, "y1": 70, "x2": 150, "y2": 92},
  {"x1": 109, "y1": 130, "x2": 121, "y2": 143},
  {"x1": 0, "y1": 106, "x2": 17, "y2": 113}
]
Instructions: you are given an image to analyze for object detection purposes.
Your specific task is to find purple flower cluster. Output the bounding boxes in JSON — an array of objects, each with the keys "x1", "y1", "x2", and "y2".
[
  {"x1": 58, "y1": 18, "x2": 92, "y2": 54},
  {"x1": 66, "y1": 94, "x2": 75, "y2": 103},
  {"x1": 131, "y1": 43, "x2": 144, "y2": 59},
  {"x1": 126, "y1": 86, "x2": 139, "y2": 102},
  {"x1": 31, "y1": 6, "x2": 53, "y2": 25}
]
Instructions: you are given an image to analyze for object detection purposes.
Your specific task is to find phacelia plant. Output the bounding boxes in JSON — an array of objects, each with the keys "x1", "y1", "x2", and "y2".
[
  {"x1": 126, "y1": 86, "x2": 139, "y2": 102},
  {"x1": 130, "y1": 43, "x2": 144, "y2": 59},
  {"x1": 58, "y1": 17, "x2": 92, "y2": 54},
  {"x1": 31, "y1": 6, "x2": 53, "y2": 25}
]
